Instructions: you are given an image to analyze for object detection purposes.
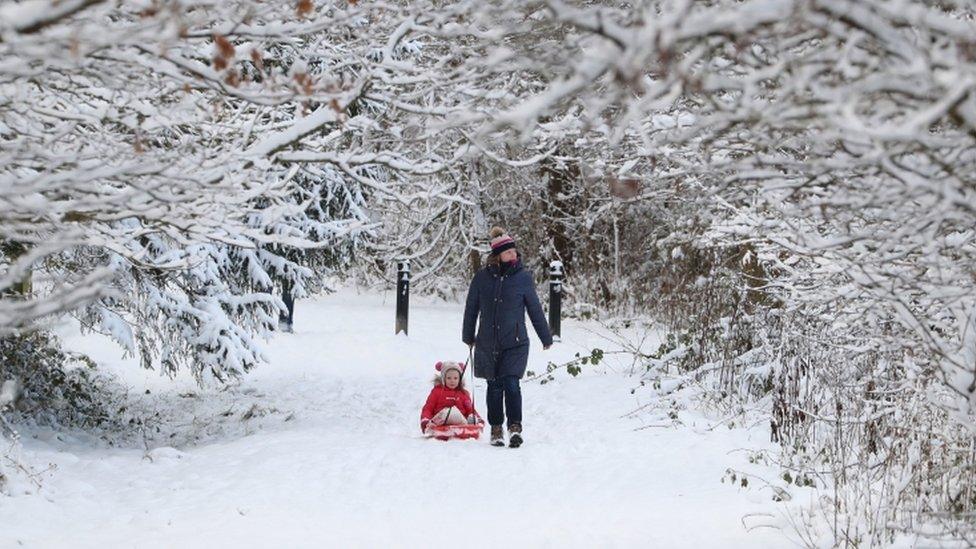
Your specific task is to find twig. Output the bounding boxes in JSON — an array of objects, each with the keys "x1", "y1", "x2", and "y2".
[{"x1": 633, "y1": 423, "x2": 671, "y2": 431}]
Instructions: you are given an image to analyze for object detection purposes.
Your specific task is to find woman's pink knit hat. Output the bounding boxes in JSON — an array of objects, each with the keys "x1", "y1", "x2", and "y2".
[{"x1": 489, "y1": 227, "x2": 516, "y2": 256}]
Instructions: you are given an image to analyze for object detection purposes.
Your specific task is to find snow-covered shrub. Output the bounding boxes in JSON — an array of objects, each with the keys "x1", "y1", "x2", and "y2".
[{"x1": 0, "y1": 332, "x2": 125, "y2": 432}]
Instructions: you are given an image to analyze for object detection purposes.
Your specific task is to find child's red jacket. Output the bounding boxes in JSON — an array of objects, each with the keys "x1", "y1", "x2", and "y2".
[{"x1": 420, "y1": 383, "x2": 478, "y2": 431}]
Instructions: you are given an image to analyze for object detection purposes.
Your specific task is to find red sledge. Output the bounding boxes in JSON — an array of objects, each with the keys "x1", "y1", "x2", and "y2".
[
  {"x1": 420, "y1": 357, "x2": 485, "y2": 440},
  {"x1": 424, "y1": 422, "x2": 484, "y2": 441}
]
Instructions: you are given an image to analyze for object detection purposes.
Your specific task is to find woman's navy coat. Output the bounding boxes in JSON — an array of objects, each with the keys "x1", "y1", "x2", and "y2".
[{"x1": 462, "y1": 261, "x2": 553, "y2": 379}]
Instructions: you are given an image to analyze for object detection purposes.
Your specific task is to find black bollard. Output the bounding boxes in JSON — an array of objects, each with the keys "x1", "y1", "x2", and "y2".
[
  {"x1": 548, "y1": 260, "x2": 563, "y2": 341},
  {"x1": 395, "y1": 260, "x2": 410, "y2": 335}
]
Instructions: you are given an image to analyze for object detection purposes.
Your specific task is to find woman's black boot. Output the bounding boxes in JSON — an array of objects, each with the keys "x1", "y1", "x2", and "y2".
[{"x1": 508, "y1": 423, "x2": 523, "y2": 448}]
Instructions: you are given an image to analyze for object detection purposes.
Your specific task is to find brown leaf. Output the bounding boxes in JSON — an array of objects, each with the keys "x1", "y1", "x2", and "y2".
[
  {"x1": 224, "y1": 69, "x2": 240, "y2": 87},
  {"x1": 214, "y1": 34, "x2": 235, "y2": 59},
  {"x1": 329, "y1": 98, "x2": 343, "y2": 113},
  {"x1": 213, "y1": 56, "x2": 228, "y2": 71},
  {"x1": 297, "y1": 0, "x2": 314, "y2": 17},
  {"x1": 608, "y1": 177, "x2": 641, "y2": 199},
  {"x1": 250, "y1": 49, "x2": 264, "y2": 71},
  {"x1": 293, "y1": 72, "x2": 313, "y2": 95}
]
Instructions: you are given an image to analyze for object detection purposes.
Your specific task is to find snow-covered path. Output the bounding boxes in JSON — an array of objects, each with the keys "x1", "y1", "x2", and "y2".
[{"x1": 2, "y1": 291, "x2": 784, "y2": 548}]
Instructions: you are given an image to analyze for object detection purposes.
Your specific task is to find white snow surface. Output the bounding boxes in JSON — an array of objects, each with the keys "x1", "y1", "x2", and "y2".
[{"x1": 1, "y1": 290, "x2": 786, "y2": 548}]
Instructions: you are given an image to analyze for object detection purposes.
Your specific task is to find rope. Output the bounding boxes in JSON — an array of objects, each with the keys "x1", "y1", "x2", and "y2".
[{"x1": 467, "y1": 345, "x2": 478, "y2": 422}]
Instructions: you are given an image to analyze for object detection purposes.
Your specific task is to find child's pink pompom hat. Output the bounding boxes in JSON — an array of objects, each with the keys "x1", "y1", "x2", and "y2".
[{"x1": 435, "y1": 361, "x2": 466, "y2": 383}]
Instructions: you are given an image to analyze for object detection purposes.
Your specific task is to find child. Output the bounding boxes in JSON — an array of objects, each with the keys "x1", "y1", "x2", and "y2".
[{"x1": 420, "y1": 361, "x2": 483, "y2": 434}]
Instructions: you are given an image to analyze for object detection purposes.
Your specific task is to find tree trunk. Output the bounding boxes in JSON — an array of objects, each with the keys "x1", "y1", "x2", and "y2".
[{"x1": 1, "y1": 241, "x2": 32, "y2": 296}]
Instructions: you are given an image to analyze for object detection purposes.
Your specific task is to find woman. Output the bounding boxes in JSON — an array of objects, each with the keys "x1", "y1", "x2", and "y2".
[{"x1": 463, "y1": 227, "x2": 552, "y2": 447}]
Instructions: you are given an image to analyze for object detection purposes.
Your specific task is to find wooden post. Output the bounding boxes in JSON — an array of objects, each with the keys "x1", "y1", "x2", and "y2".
[
  {"x1": 395, "y1": 260, "x2": 410, "y2": 335},
  {"x1": 548, "y1": 260, "x2": 563, "y2": 341}
]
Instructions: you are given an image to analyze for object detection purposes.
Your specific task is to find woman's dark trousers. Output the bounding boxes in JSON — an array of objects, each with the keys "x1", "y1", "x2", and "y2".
[{"x1": 486, "y1": 375, "x2": 522, "y2": 427}]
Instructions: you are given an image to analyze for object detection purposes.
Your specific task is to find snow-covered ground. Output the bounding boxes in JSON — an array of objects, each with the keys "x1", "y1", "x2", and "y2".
[{"x1": 1, "y1": 290, "x2": 787, "y2": 548}]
